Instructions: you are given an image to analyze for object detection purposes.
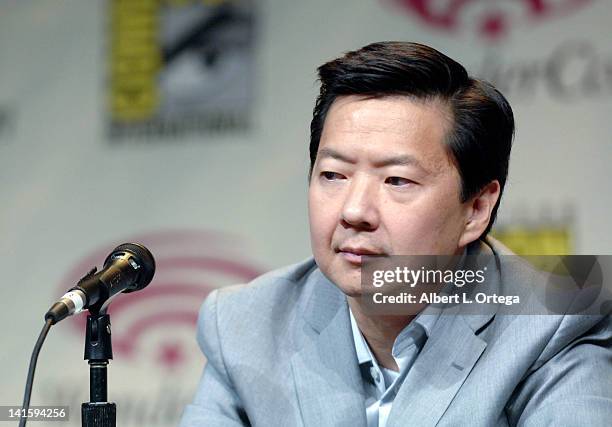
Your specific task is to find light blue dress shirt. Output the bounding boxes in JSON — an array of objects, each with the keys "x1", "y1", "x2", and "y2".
[{"x1": 349, "y1": 307, "x2": 440, "y2": 427}]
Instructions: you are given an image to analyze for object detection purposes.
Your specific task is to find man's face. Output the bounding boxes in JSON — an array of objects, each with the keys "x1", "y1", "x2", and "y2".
[{"x1": 308, "y1": 95, "x2": 472, "y2": 297}]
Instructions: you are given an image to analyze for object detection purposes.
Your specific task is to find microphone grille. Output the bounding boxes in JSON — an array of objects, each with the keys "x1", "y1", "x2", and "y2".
[{"x1": 106, "y1": 243, "x2": 156, "y2": 291}]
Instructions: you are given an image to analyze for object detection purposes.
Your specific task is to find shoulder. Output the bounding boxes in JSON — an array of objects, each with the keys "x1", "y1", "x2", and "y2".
[
  {"x1": 196, "y1": 258, "x2": 320, "y2": 355},
  {"x1": 210, "y1": 257, "x2": 318, "y2": 312},
  {"x1": 479, "y1": 237, "x2": 611, "y2": 366}
]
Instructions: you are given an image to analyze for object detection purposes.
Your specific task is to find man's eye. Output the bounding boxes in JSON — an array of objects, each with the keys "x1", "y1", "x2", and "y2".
[
  {"x1": 321, "y1": 171, "x2": 345, "y2": 181},
  {"x1": 385, "y1": 176, "x2": 412, "y2": 186}
]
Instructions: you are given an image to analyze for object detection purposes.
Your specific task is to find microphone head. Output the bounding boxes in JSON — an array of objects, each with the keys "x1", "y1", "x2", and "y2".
[{"x1": 104, "y1": 243, "x2": 156, "y2": 292}]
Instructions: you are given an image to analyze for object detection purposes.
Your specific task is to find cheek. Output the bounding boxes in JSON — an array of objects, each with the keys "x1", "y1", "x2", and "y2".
[
  {"x1": 419, "y1": 195, "x2": 467, "y2": 246},
  {"x1": 384, "y1": 190, "x2": 466, "y2": 251},
  {"x1": 308, "y1": 187, "x2": 335, "y2": 247}
]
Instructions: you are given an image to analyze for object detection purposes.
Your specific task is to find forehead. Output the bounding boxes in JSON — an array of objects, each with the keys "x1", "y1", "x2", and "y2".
[{"x1": 319, "y1": 95, "x2": 455, "y2": 174}]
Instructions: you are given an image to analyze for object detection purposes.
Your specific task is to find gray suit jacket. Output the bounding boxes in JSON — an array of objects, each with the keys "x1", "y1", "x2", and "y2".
[{"x1": 180, "y1": 239, "x2": 612, "y2": 426}]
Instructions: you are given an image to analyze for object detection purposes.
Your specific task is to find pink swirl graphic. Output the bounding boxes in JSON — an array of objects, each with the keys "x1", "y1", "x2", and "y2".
[
  {"x1": 385, "y1": 0, "x2": 592, "y2": 40},
  {"x1": 56, "y1": 229, "x2": 264, "y2": 370}
]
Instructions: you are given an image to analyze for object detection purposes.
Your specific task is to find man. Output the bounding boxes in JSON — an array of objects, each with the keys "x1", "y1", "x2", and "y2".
[{"x1": 180, "y1": 42, "x2": 612, "y2": 426}]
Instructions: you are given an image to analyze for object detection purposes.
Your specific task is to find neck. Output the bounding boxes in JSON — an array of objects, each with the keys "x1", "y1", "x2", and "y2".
[
  {"x1": 347, "y1": 247, "x2": 468, "y2": 371},
  {"x1": 348, "y1": 297, "x2": 418, "y2": 372}
]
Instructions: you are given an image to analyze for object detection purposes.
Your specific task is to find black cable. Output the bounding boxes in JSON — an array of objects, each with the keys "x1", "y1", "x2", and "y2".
[{"x1": 19, "y1": 319, "x2": 53, "y2": 427}]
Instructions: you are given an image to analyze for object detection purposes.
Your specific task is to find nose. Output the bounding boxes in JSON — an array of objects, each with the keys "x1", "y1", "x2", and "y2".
[{"x1": 340, "y1": 176, "x2": 379, "y2": 231}]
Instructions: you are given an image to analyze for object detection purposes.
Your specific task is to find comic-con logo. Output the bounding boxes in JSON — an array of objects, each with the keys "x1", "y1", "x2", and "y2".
[
  {"x1": 386, "y1": 0, "x2": 591, "y2": 40},
  {"x1": 57, "y1": 229, "x2": 264, "y2": 371}
]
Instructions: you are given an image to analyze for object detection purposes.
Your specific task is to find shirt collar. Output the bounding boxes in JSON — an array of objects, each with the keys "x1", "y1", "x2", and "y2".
[
  {"x1": 348, "y1": 246, "x2": 467, "y2": 366},
  {"x1": 349, "y1": 308, "x2": 374, "y2": 365},
  {"x1": 349, "y1": 305, "x2": 439, "y2": 366}
]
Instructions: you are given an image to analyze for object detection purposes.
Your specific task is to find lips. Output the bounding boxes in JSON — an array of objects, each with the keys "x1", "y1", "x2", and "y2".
[
  {"x1": 338, "y1": 247, "x2": 381, "y2": 256},
  {"x1": 336, "y1": 246, "x2": 384, "y2": 265}
]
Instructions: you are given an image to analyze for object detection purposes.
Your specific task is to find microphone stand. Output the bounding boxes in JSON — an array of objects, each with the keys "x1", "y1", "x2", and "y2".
[{"x1": 81, "y1": 301, "x2": 116, "y2": 427}]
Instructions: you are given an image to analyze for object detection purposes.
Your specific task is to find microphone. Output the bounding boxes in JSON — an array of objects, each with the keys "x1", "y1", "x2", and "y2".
[{"x1": 45, "y1": 243, "x2": 155, "y2": 324}]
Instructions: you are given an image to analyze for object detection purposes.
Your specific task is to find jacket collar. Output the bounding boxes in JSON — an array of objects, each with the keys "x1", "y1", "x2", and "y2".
[
  {"x1": 291, "y1": 267, "x2": 368, "y2": 427},
  {"x1": 386, "y1": 238, "x2": 501, "y2": 426}
]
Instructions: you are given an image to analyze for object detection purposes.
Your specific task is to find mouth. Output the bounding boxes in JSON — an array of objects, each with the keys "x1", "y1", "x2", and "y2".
[{"x1": 336, "y1": 246, "x2": 384, "y2": 265}]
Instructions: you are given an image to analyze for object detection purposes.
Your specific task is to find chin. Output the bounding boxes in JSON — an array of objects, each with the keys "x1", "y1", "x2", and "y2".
[
  {"x1": 315, "y1": 256, "x2": 363, "y2": 297},
  {"x1": 330, "y1": 277, "x2": 363, "y2": 297},
  {"x1": 339, "y1": 286, "x2": 362, "y2": 298}
]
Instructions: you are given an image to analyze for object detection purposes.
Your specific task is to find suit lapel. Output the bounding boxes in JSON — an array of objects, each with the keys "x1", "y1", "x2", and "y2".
[
  {"x1": 387, "y1": 240, "x2": 502, "y2": 427},
  {"x1": 386, "y1": 311, "x2": 489, "y2": 427},
  {"x1": 291, "y1": 269, "x2": 367, "y2": 427}
]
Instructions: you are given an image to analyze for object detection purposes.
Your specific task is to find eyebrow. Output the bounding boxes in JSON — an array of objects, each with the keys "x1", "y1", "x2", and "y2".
[
  {"x1": 317, "y1": 147, "x2": 428, "y2": 172},
  {"x1": 317, "y1": 147, "x2": 356, "y2": 164},
  {"x1": 373, "y1": 154, "x2": 424, "y2": 169}
]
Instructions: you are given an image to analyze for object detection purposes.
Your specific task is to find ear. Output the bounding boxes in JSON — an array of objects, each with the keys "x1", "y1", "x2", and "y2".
[{"x1": 458, "y1": 180, "x2": 501, "y2": 247}]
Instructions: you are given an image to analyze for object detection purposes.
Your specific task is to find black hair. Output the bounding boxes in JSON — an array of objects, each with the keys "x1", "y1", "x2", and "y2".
[{"x1": 309, "y1": 41, "x2": 514, "y2": 237}]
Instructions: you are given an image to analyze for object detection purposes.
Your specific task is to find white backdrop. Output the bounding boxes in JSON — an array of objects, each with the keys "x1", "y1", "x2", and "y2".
[{"x1": 0, "y1": 0, "x2": 610, "y2": 425}]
